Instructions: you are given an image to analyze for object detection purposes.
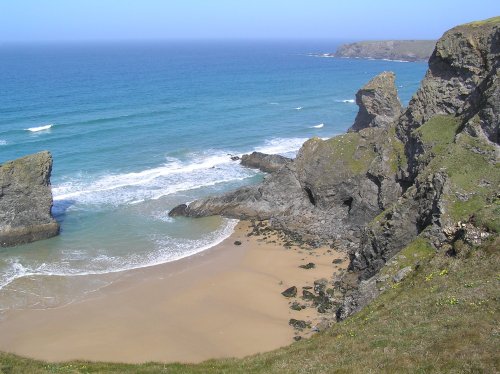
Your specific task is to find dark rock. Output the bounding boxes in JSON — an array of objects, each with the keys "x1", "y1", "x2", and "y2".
[
  {"x1": 230, "y1": 155, "x2": 240, "y2": 161},
  {"x1": 348, "y1": 71, "x2": 402, "y2": 132},
  {"x1": 293, "y1": 335, "x2": 302, "y2": 341},
  {"x1": 350, "y1": 172, "x2": 447, "y2": 280},
  {"x1": 289, "y1": 319, "x2": 308, "y2": 330},
  {"x1": 299, "y1": 262, "x2": 316, "y2": 269},
  {"x1": 317, "y1": 302, "x2": 333, "y2": 314},
  {"x1": 281, "y1": 286, "x2": 297, "y2": 298},
  {"x1": 290, "y1": 301, "x2": 306, "y2": 311},
  {"x1": 234, "y1": 240, "x2": 242, "y2": 246},
  {"x1": 332, "y1": 258, "x2": 344, "y2": 264},
  {"x1": 314, "y1": 278, "x2": 329, "y2": 294},
  {"x1": 302, "y1": 290, "x2": 316, "y2": 300},
  {"x1": 168, "y1": 204, "x2": 189, "y2": 217},
  {"x1": 240, "y1": 151, "x2": 292, "y2": 173},
  {"x1": 0, "y1": 151, "x2": 60, "y2": 247}
]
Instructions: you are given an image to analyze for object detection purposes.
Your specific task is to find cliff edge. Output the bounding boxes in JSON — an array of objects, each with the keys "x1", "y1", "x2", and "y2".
[
  {"x1": 0, "y1": 151, "x2": 60, "y2": 247},
  {"x1": 170, "y1": 17, "x2": 499, "y2": 320}
]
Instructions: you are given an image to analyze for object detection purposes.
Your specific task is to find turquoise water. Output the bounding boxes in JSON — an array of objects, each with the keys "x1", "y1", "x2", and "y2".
[{"x1": 0, "y1": 41, "x2": 427, "y2": 310}]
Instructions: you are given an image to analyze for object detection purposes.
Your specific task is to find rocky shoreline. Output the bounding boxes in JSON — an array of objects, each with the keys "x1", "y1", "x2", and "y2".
[
  {"x1": 170, "y1": 18, "x2": 499, "y2": 322},
  {"x1": 241, "y1": 219, "x2": 348, "y2": 340}
]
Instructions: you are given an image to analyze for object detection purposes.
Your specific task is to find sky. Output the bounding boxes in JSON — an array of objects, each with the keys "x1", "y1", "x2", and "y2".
[{"x1": 0, "y1": 0, "x2": 499, "y2": 42}]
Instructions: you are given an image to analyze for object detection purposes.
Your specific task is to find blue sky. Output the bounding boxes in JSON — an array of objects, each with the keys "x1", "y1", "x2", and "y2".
[{"x1": 0, "y1": 0, "x2": 498, "y2": 42}]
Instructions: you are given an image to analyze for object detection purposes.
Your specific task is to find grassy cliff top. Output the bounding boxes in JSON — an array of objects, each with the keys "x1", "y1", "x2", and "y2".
[{"x1": 464, "y1": 16, "x2": 500, "y2": 27}]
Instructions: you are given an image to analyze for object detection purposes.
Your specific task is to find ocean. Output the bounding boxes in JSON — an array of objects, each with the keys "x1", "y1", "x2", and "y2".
[{"x1": 0, "y1": 41, "x2": 427, "y2": 311}]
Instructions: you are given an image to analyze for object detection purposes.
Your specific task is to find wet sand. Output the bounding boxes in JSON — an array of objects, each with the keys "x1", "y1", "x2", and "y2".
[{"x1": 0, "y1": 221, "x2": 347, "y2": 363}]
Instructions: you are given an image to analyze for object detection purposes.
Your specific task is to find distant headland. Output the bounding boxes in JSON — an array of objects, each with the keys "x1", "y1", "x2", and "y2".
[{"x1": 314, "y1": 40, "x2": 436, "y2": 62}]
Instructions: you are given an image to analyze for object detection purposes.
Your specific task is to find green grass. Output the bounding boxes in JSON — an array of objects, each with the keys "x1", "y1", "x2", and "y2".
[
  {"x1": 464, "y1": 16, "x2": 500, "y2": 27},
  {"x1": 414, "y1": 115, "x2": 500, "y2": 226},
  {"x1": 322, "y1": 132, "x2": 377, "y2": 174},
  {"x1": 1, "y1": 235, "x2": 498, "y2": 373},
  {"x1": 414, "y1": 115, "x2": 460, "y2": 156}
]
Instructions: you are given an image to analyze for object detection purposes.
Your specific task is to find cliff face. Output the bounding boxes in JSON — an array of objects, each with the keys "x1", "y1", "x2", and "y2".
[
  {"x1": 397, "y1": 19, "x2": 500, "y2": 179},
  {"x1": 0, "y1": 151, "x2": 60, "y2": 247},
  {"x1": 171, "y1": 18, "x2": 499, "y2": 318}
]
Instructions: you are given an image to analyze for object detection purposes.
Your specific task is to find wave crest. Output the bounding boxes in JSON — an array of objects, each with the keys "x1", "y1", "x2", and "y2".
[{"x1": 25, "y1": 124, "x2": 53, "y2": 132}]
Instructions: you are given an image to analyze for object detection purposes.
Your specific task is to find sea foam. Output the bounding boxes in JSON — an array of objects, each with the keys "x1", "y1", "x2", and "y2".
[
  {"x1": 254, "y1": 137, "x2": 308, "y2": 157},
  {"x1": 0, "y1": 219, "x2": 238, "y2": 292},
  {"x1": 52, "y1": 152, "x2": 257, "y2": 207},
  {"x1": 52, "y1": 138, "x2": 306, "y2": 209},
  {"x1": 26, "y1": 124, "x2": 53, "y2": 132}
]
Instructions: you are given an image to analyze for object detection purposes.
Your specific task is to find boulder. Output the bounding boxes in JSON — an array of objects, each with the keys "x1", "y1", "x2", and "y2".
[
  {"x1": 240, "y1": 151, "x2": 292, "y2": 173},
  {"x1": 281, "y1": 286, "x2": 297, "y2": 298},
  {"x1": 0, "y1": 151, "x2": 60, "y2": 247},
  {"x1": 168, "y1": 204, "x2": 189, "y2": 217}
]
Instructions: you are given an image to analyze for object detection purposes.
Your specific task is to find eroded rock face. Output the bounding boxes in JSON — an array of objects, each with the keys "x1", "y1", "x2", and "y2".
[
  {"x1": 350, "y1": 172, "x2": 448, "y2": 280},
  {"x1": 240, "y1": 151, "x2": 292, "y2": 173},
  {"x1": 348, "y1": 71, "x2": 402, "y2": 132},
  {"x1": 170, "y1": 19, "x2": 500, "y2": 321},
  {"x1": 0, "y1": 151, "x2": 60, "y2": 247},
  {"x1": 170, "y1": 126, "x2": 405, "y2": 249},
  {"x1": 398, "y1": 20, "x2": 500, "y2": 179}
]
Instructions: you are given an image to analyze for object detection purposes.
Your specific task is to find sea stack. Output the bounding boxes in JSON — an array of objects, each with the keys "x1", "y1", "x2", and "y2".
[
  {"x1": 348, "y1": 71, "x2": 402, "y2": 132},
  {"x1": 0, "y1": 151, "x2": 60, "y2": 247}
]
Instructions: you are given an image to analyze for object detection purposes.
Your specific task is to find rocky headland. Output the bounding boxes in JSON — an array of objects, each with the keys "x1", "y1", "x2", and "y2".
[
  {"x1": 333, "y1": 40, "x2": 437, "y2": 61},
  {"x1": 171, "y1": 17, "x2": 499, "y2": 322},
  {"x1": 0, "y1": 151, "x2": 59, "y2": 247}
]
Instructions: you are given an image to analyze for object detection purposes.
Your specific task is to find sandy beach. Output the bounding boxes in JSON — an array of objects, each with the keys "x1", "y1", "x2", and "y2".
[{"x1": 0, "y1": 221, "x2": 347, "y2": 363}]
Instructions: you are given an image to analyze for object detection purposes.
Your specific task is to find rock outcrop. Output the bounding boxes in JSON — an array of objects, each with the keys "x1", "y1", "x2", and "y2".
[
  {"x1": 171, "y1": 124, "x2": 405, "y2": 249},
  {"x1": 348, "y1": 71, "x2": 402, "y2": 132},
  {"x1": 334, "y1": 40, "x2": 436, "y2": 62},
  {"x1": 0, "y1": 151, "x2": 60, "y2": 247},
  {"x1": 397, "y1": 18, "x2": 500, "y2": 180},
  {"x1": 171, "y1": 18, "x2": 500, "y2": 320},
  {"x1": 240, "y1": 151, "x2": 292, "y2": 173}
]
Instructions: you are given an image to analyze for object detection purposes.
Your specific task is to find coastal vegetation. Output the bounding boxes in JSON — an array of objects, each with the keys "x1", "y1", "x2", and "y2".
[
  {"x1": 1, "y1": 235, "x2": 498, "y2": 372},
  {"x1": 1, "y1": 16, "x2": 499, "y2": 373}
]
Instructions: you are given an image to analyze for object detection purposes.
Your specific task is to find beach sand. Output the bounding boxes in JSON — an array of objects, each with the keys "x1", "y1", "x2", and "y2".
[{"x1": 0, "y1": 221, "x2": 347, "y2": 364}]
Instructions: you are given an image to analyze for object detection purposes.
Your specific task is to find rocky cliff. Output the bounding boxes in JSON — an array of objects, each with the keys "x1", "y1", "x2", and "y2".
[
  {"x1": 334, "y1": 40, "x2": 436, "y2": 61},
  {"x1": 170, "y1": 17, "x2": 499, "y2": 319},
  {"x1": 0, "y1": 151, "x2": 60, "y2": 247},
  {"x1": 171, "y1": 71, "x2": 407, "y2": 249},
  {"x1": 348, "y1": 71, "x2": 402, "y2": 132}
]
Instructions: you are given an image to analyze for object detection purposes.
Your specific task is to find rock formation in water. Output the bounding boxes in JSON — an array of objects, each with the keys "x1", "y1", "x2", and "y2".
[
  {"x1": 170, "y1": 18, "x2": 499, "y2": 319},
  {"x1": 240, "y1": 151, "x2": 292, "y2": 173},
  {"x1": 0, "y1": 151, "x2": 60, "y2": 247},
  {"x1": 334, "y1": 40, "x2": 436, "y2": 61}
]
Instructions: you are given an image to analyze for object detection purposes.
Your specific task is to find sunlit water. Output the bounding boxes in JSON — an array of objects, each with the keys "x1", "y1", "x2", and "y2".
[{"x1": 0, "y1": 41, "x2": 427, "y2": 311}]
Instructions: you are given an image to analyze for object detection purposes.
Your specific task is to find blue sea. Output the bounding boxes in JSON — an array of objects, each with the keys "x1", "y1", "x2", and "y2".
[{"x1": 0, "y1": 41, "x2": 427, "y2": 311}]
